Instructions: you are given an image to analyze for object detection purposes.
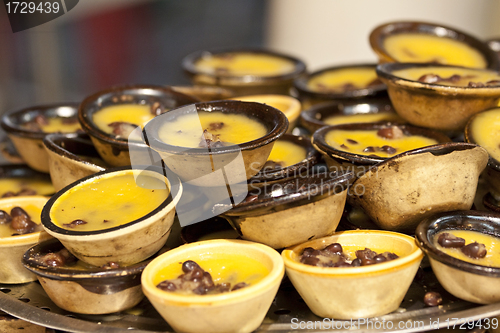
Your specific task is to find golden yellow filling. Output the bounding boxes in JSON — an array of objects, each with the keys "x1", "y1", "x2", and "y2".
[
  {"x1": 92, "y1": 104, "x2": 154, "y2": 134},
  {"x1": 0, "y1": 203, "x2": 41, "y2": 237},
  {"x1": 435, "y1": 230, "x2": 500, "y2": 267},
  {"x1": 325, "y1": 128, "x2": 438, "y2": 158},
  {"x1": 384, "y1": 33, "x2": 487, "y2": 68},
  {"x1": 0, "y1": 178, "x2": 54, "y2": 197},
  {"x1": 158, "y1": 111, "x2": 268, "y2": 148},
  {"x1": 324, "y1": 113, "x2": 403, "y2": 126},
  {"x1": 307, "y1": 67, "x2": 379, "y2": 93},
  {"x1": 50, "y1": 170, "x2": 169, "y2": 231},
  {"x1": 470, "y1": 108, "x2": 500, "y2": 162},
  {"x1": 194, "y1": 53, "x2": 296, "y2": 77},
  {"x1": 153, "y1": 253, "x2": 269, "y2": 288},
  {"x1": 393, "y1": 66, "x2": 500, "y2": 87},
  {"x1": 40, "y1": 118, "x2": 81, "y2": 133},
  {"x1": 267, "y1": 141, "x2": 307, "y2": 167}
]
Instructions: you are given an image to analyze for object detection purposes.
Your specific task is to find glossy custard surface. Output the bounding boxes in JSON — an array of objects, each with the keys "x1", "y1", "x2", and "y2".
[
  {"x1": 324, "y1": 113, "x2": 403, "y2": 126},
  {"x1": 158, "y1": 111, "x2": 268, "y2": 148},
  {"x1": 41, "y1": 118, "x2": 81, "y2": 133},
  {"x1": 267, "y1": 141, "x2": 307, "y2": 167},
  {"x1": 325, "y1": 128, "x2": 438, "y2": 158},
  {"x1": 194, "y1": 52, "x2": 296, "y2": 77},
  {"x1": 393, "y1": 66, "x2": 500, "y2": 87},
  {"x1": 307, "y1": 67, "x2": 380, "y2": 93},
  {"x1": 0, "y1": 203, "x2": 42, "y2": 237},
  {"x1": 384, "y1": 33, "x2": 487, "y2": 68},
  {"x1": 50, "y1": 170, "x2": 169, "y2": 231},
  {"x1": 92, "y1": 104, "x2": 154, "y2": 134},
  {"x1": 434, "y1": 230, "x2": 500, "y2": 267},
  {"x1": 153, "y1": 253, "x2": 269, "y2": 289},
  {"x1": 0, "y1": 177, "x2": 54, "y2": 197},
  {"x1": 470, "y1": 108, "x2": 500, "y2": 162}
]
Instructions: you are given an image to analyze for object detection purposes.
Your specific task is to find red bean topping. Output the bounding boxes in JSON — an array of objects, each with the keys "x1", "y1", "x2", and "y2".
[
  {"x1": 11, "y1": 207, "x2": 30, "y2": 219},
  {"x1": 340, "y1": 144, "x2": 349, "y2": 150},
  {"x1": 208, "y1": 122, "x2": 225, "y2": 131},
  {"x1": 108, "y1": 122, "x2": 139, "y2": 139},
  {"x1": 157, "y1": 280, "x2": 177, "y2": 292},
  {"x1": 346, "y1": 139, "x2": 358, "y2": 145},
  {"x1": 437, "y1": 232, "x2": 465, "y2": 248},
  {"x1": 363, "y1": 146, "x2": 376, "y2": 153},
  {"x1": 355, "y1": 248, "x2": 377, "y2": 261},
  {"x1": 424, "y1": 291, "x2": 443, "y2": 307},
  {"x1": 1, "y1": 192, "x2": 16, "y2": 198},
  {"x1": 299, "y1": 244, "x2": 398, "y2": 267},
  {"x1": 231, "y1": 282, "x2": 248, "y2": 291},
  {"x1": 418, "y1": 74, "x2": 442, "y2": 84},
  {"x1": 150, "y1": 102, "x2": 164, "y2": 116},
  {"x1": 16, "y1": 189, "x2": 37, "y2": 196},
  {"x1": 40, "y1": 252, "x2": 66, "y2": 267},
  {"x1": 381, "y1": 145, "x2": 397, "y2": 154},
  {"x1": 468, "y1": 82, "x2": 485, "y2": 88},
  {"x1": 487, "y1": 80, "x2": 500, "y2": 86},
  {"x1": 324, "y1": 243, "x2": 343, "y2": 254},
  {"x1": 461, "y1": 242, "x2": 487, "y2": 259},
  {"x1": 11, "y1": 214, "x2": 37, "y2": 234},
  {"x1": 377, "y1": 126, "x2": 404, "y2": 139},
  {"x1": 199, "y1": 130, "x2": 227, "y2": 148},
  {"x1": 0, "y1": 210, "x2": 12, "y2": 224},
  {"x1": 63, "y1": 219, "x2": 88, "y2": 228}
]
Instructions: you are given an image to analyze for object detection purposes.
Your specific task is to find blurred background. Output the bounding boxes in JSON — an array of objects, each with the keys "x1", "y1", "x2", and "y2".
[{"x1": 0, "y1": 0, "x2": 499, "y2": 123}]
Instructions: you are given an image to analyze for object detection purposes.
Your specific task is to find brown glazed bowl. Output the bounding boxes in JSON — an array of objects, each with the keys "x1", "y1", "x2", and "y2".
[
  {"x1": 23, "y1": 238, "x2": 150, "y2": 314},
  {"x1": 182, "y1": 48, "x2": 306, "y2": 96},
  {"x1": 0, "y1": 164, "x2": 54, "y2": 198},
  {"x1": 1, "y1": 103, "x2": 80, "y2": 173},
  {"x1": 218, "y1": 170, "x2": 353, "y2": 249},
  {"x1": 171, "y1": 85, "x2": 235, "y2": 101},
  {"x1": 415, "y1": 210, "x2": 500, "y2": 304},
  {"x1": 43, "y1": 133, "x2": 107, "y2": 192},
  {"x1": 376, "y1": 63, "x2": 500, "y2": 132},
  {"x1": 293, "y1": 63, "x2": 387, "y2": 109},
  {"x1": 350, "y1": 143, "x2": 488, "y2": 232},
  {"x1": 78, "y1": 85, "x2": 198, "y2": 167},
  {"x1": 369, "y1": 21, "x2": 498, "y2": 69},
  {"x1": 311, "y1": 122, "x2": 451, "y2": 179},
  {"x1": 143, "y1": 100, "x2": 289, "y2": 187},
  {"x1": 300, "y1": 97, "x2": 396, "y2": 134}
]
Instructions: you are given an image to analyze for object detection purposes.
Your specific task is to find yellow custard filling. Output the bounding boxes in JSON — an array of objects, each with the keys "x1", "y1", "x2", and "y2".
[
  {"x1": 267, "y1": 141, "x2": 307, "y2": 167},
  {"x1": 325, "y1": 128, "x2": 438, "y2": 158},
  {"x1": 92, "y1": 104, "x2": 154, "y2": 135},
  {"x1": 158, "y1": 111, "x2": 268, "y2": 148},
  {"x1": 383, "y1": 33, "x2": 487, "y2": 68},
  {"x1": 50, "y1": 170, "x2": 169, "y2": 231},
  {"x1": 435, "y1": 230, "x2": 500, "y2": 267},
  {"x1": 324, "y1": 113, "x2": 403, "y2": 126},
  {"x1": 41, "y1": 118, "x2": 81, "y2": 133},
  {"x1": 194, "y1": 53, "x2": 296, "y2": 77},
  {"x1": 153, "y1": 253, "x2": 269, "y2": 289},
  {"x1": 0, "y1": 177, "x2": 54, "y2": 197},
  {"x1": 470, "y1": 108, "x2": 500, "y2": 162},
  {"x1": 0, "y1": 203, "x2": 42, "y2": 237},
  {"x1": 307, "y1": 67, "x2": 380, "y2": 93},
  {"x1": 393, "y1": 66, "x2": 500, "y2": 87}
]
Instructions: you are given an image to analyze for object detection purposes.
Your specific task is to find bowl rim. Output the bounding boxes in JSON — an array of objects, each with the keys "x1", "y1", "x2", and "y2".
[
  {"x1": 293, "y1": 63, "x2": 386, "y2": 99},
  {"x1": 78, "y1": 84, "x2": 199, "y2": 149},
  {"x1": 40, "y1": 165, "x2": 182, "y2": 238},
  {"x1": 369, "y1": 20, "x2": 499, "y2": 70},
  {"x1": 228, "y1": 94, "x2": 302, "y2": 119},
  {"x1": 141, "y1": 238, "x2": 284, "y2": 305},
  {"x1": 143, "y1": 100, "x2": 289, "y2": 155},
  {"x1": 281, "y1": 230, "x2": 423, "y2": 276},
  {"x1": 0, "y1": 103, "x2": 80, "y2": 140},
  {"x1": 376, "y1": 62, "x2": 500, "y2": 95},
  {"x1": 415, "y1": 210, "x2": 500, "y2": 277},
  {"x1": 182, "y1": 47, "x2": 307, "y2": 83},
  {"x1": 311, "y1": 122, "x2": 451, "y2": 165}
]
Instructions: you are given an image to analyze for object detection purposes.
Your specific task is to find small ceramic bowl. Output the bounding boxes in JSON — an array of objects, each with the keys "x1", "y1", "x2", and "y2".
[
  {"x1": 180, "y1": 216, "x2": 239, "y2": 244},
  {"x1": 415, "y1": 210, "x2": 500, "y2": 304},
  {"x1": 43, "y1": 132, "x2": 107, "y2": 192},
  {"x1": 293, "y1": 63, "x2": 387, "y2": 109},
  {"x1": 282, "y1": 230, "x2": 423, "y2": 319},
  {"x1": 141, "y1": 239, "x2": 284, "y2": 333},
  {"x1": 247, "y1": 134, "x2": 321, "y2": 189},
  {"x1": 312, "y1": 122, "x2": 451, "y2": 179},
  {"x1": 377, "y1": 62, "x2": 500, "y2": 132},
  {"x1": 0, "y1": 196, "x2": 52, "y2": 283},
  {"x1": 78, "y1": 84, "x2": 198, "y2": 167},
  {"x1": 41, "y1": 166, "x2": 182, "y2": 266},
  {"x1": 300, "y1": 97, "x2": 397, "y2": 134},
  {"x1": 23, "y1": 238, "x2": 149, "y2": 314},
  {"x1": 350, "y1": 143, "x2": 488, "y2": 232},
  {"x1": 182, "y1": 48, "x2": 306, "y2": 96},
  {"x1": 229, "y1": 94, "x2": 301, "y2": 132},
  {"x1": 143, "y1": 100, "x2": 288, "y2": 187},
  {"x1": 1, "y1": 103, "x2": 80, "y2": 172},
  {"x1": 219, "y1": 170, "x2": 353, "y2": 249},
  {"x1": 0, "y1": 164, "x2": 54, "y2": 198},
  {"x1": 172, "y1": 85, "x2": 235, "y2": 101},
  {"x1": 369, "y1": 21, "x2": 498, "y2": 69}
]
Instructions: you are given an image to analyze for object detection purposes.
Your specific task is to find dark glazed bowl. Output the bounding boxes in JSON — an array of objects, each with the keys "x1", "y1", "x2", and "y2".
[
  {"x1": 182, "y1": 48, "x2": 306, "y2": 96},
  {"x1": 369, "y1": 21, "x2": 498, "y2": 70},
  {"x1": 43, "y1": 133, "x2": 107, "y2": 192},
  {"x1": 78, "y1": 85, "x2": 198, "y2": 167},
  {"x1": 23, "y1": 238, "x2": 150, "y2": 314},
  {"x1": 293, "y1": 63, "x2": 387, "y2": 109},
  {"x1": 415, "y1": 210, "x2": 500, "y2": 304},
  {"x1": 143, "y1": 100, "x2": 289, "y2": 187},
  {"x1": 0, "y1": 164, "x2": 54, "y2": 197},
  {"x1": 300, "y1": 97, "x2": 396, "y2": 134},
  {"x1": 219, "y1": 170, "x2": 353, "y2": 249},
  {"x1": 312, "y1": 122, "x2": 451, "y2": 178},
  {"x1": 172, "y1": 85, "x2": 235, "y2": 101},
  {"x1": 377, "y1": 62, "x2": 500, "y2": 131},
  {"x1": 1, "y1": 103, "x2": 80, "y2": 172}
]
